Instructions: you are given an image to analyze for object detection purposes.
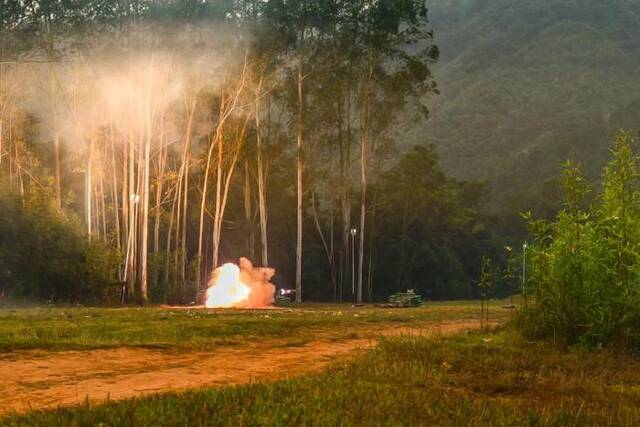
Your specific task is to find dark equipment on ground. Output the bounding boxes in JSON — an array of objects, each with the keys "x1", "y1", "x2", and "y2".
[
  {"x1": 275, "y1": 288, "x2": 296, "y2": 306},
  {"x1": 377, "y1": 289, "x2": 423, "y2": 308}
]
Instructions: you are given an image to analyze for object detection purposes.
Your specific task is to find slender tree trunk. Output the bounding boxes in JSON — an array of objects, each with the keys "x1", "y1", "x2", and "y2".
[
  {"x1": 181, "y1": 153, "x2": 189, "y2": 287},
  {"x1": 367, "y1": 245, "x2": 375, "y2": 302},
  {"x1": 174, "y1": 159, "x2": 183, "y2": 293},
  {"x1": 93, "y1": 178, "x2": 100, "y2": 239},
  {"x1": 311, "y1": 192, "x2": 337, "y2": 297},
  {"x1": 197, "y1": 136, "x2": 213, "y2": 287},
  {"x1": 152, "y1": 111, "x2": 166, "y2": 289},
  {"x1": 127, "y1": 131, "x2": 136, "y2": 294},
  {"x1": 330, "y1": 207, "x2": 336, "y2": 300},
  {"x1": 99, "y1": 167, "x2": 107, "y2": 241},
  {"x1": 243, "y1": 158, "x2": 255, "y2": 260},
  {"x1": 109, "y1": 117, "x2": 121, "y2": 251},
  {"x1": 134, "y1": 130, "x2": 145, "y2": 299},
  {"x1": 357, "y1": 84, "x2": 371, "y2": 304},
  {"x1": 53, "y1": 132, "x2": 61, "y2": 208},
  {"x1": 357, "y1": 136, "x2": 366, "y2": 304},
  {"x1": 8, "y1": 113, "x2": 13, "y2": 187},
  {"x1": 122, "y1": 136, "x2": 129, "y2": 254},
  {"x1": 86, "y1": 132, "x2": 94, "y2": 240},
  {"x1": 295, "y1": 54, "x2": 304, "y2": 304},
  {"x1": 256, "y1": 80, "x2": 269, "y2": 267},
  {"x1": 357, "y1": 60, "x2": 376, "y2": 303},
  {"x1": 165, "y1": 180, "x2": 177, "y2": 286},
  {"x1": 367, "y1": 198, "x2": 377, "y2": 302},
  {"x1": 204, "y1": 224, "x2": 210, "y2": 284},
  {"x1": 339, "y1": 94, "x2": 351, "y2": 302},
  {"x1": 118, "y1": 135, "x2": 128, "y2": 286},
  {"x1": 212, "y1": 124, "x2": 224, "y2": 270},
  {"x1": 139, "y1": 101, "x2": 152, "y2": 303},
  {"x1": 17, "y1": 146, "x2": 24, "y2": 199},
  {"x1": 152, "y1": 159, "x2": 163, "y2": 254},
  {"x1": 46, "y1": 62, "x2": 62, "y2": 209}
]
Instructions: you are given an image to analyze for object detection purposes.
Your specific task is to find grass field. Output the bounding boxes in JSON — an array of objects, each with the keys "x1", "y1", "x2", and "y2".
[
  {"x1": 3, "y1": 329, "x2": 640, "y2": 426},
  {"x1": 0, "y1": 301, "x2": 504, "y2": 352},
  {"x1": 3, "y1": 301, "x2": 638, "y2": 426}
]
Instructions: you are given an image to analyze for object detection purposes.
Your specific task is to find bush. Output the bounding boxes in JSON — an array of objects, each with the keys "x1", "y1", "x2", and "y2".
[
  {"x1": 0, "y1": 190, "x2": 119, "y2": 303},
  {"x1": 520, "y1": 131, "x2": 640, "y2": 350}
]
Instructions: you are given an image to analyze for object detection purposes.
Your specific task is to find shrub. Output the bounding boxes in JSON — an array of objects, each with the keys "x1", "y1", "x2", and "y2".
[
  {"x1": 0, "y1": 190, "x2": 119, "y2": 303},
  {"x1": 520, "y1": 131, "x2": 640, "y2": 350}
]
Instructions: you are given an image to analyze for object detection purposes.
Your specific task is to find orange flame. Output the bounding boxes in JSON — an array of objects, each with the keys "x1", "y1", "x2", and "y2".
[{"x1": 205, "y1": 257, "x2": 276, "y2": 309}]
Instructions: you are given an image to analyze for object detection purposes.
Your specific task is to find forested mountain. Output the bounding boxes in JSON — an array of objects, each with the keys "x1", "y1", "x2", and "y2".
[{"x1": 407, "y1": 0, "x2": 640, "y2": 205}]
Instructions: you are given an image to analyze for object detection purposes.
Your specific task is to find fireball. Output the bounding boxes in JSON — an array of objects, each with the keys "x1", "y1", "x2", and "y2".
[
  {"x1": 205, "y1": 263, "x2": 251, "y2": 308},
  {"x1": 205, "y1": 258, "x2": 276, "y2": 309}
]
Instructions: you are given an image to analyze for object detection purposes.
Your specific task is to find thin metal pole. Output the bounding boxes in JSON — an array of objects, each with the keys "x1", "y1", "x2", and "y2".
[
  {"x1": 351, "y1": 233, "x2": 355, "y2": 296},
  {"x1": 522, "y1": 242, "x2": 528, "y2": 307}
]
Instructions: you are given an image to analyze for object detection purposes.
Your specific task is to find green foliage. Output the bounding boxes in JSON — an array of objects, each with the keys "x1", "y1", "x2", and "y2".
[
  {"x1": 521, "y1": 131, "x2": 640, "y2": 349},
  {"x1": 370, "y1": 146, "x2": 502, "y2": 300},
  {"x1": 478, "y1": 256, "x2": 497, "y2": 299},
  {"x1": 0, "y1": 190, "x2": 118, "y2": 304},
  {"x1": 5, "y1": 330, "x2": 640, "y2": 426}
]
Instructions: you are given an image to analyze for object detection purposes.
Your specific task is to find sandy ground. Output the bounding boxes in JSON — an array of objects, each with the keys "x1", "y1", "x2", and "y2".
[{"x1": 0, "y1": 319, "x2": 485, "y2": 415}]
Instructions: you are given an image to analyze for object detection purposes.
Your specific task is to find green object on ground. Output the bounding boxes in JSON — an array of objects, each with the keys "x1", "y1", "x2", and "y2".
[
  {"x1": 275, "y1": 296, "x2": 293, "y2": 307},
  {"x1": 387, "y1": 290, "x2": 423, "y2": 308}
]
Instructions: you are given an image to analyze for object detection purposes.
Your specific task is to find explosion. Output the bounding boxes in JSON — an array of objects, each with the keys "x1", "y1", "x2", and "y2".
[{"x1": 205, "y1": 258, "x2": 276, "y2": 308}]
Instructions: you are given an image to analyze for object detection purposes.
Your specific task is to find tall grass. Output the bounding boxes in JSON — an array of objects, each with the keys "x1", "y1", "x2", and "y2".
[{"x1": 521, "y1": 131, "x2": 640, "y2": 349}]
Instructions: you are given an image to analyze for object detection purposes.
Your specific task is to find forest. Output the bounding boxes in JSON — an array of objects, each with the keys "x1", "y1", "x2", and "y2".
[{"x1": 0, "y1": 0, "x2": 503, "y2": 305}]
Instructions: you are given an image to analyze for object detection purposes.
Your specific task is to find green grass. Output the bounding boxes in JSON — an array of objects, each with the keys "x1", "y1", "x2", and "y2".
[
  {"x1": 3, "y1": 328, "x2": 640, "y2": 426},
  {"x1": 0, "y1": 301, "x2": 506, "y2": 352}
]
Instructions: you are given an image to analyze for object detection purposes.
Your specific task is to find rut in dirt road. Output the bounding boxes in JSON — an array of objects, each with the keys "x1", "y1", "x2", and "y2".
[{"x1": 0, "y1": 320, "x2": 485, "y2": 415}]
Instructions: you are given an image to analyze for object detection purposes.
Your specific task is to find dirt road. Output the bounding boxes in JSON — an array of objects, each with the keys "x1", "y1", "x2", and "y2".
[{"x1": 0, "y1": 319, "x2": 484, "y2": 415}]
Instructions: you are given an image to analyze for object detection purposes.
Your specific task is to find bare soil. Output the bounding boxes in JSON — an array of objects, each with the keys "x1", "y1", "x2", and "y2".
[{"x1": 0, "y1": 319, "x2": 485, "y2": 415}]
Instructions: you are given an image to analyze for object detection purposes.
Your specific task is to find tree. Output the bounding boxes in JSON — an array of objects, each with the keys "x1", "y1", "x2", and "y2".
[{"x1": 372, "y1": 146, "x2": 494, "y2": 300}]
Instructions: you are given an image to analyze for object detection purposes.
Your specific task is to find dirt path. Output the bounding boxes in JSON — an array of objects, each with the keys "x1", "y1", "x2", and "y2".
[{"x1": 0, "y1": 319, "x2": 484, "y2": 415}]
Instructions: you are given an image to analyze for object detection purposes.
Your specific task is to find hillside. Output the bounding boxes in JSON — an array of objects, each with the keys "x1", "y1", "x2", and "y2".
[{"x1": 407, "y1": 0, "x2": 640, "y2": 205}]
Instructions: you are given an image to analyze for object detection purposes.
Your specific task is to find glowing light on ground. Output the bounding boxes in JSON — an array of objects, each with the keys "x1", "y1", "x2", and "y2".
[
  {"x1": 205, "y1": 263, "x2": 251, "y2": 308},
  {"x1": 205, "y1": 257, "x2": 276, "y2": 309}
]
